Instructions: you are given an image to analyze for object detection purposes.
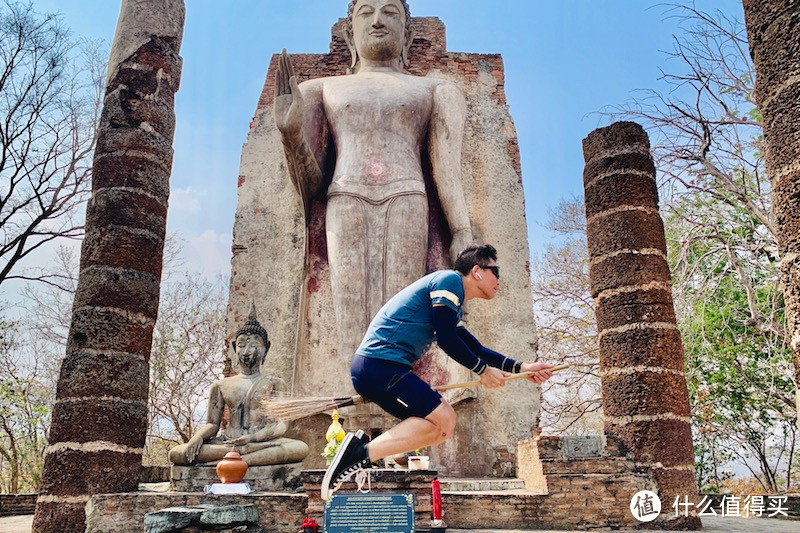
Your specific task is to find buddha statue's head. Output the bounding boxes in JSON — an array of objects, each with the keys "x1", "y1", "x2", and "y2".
[
  {"x1": 344, "y1": 0, "x2": 413, "y2": 72},
  {"x1": 232, "y1": 303, "x2": 270, "y2": 372}
]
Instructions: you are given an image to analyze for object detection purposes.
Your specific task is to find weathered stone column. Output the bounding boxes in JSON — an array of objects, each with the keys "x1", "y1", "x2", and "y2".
[
  {"x1": 583, "y1": 122, "x2": 700, "y2": 529},
  {"x1": 743, "y1": 0, "x2": 800, "y2": 428},
  {"x1": 32, "y1": 2, "x2": 184, "y2": 532}
]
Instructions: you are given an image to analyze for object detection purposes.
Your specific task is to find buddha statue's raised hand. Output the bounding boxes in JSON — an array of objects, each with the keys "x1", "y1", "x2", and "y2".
[{"x1": 274, "y1": 49, "x2": 304, "y2": 141}]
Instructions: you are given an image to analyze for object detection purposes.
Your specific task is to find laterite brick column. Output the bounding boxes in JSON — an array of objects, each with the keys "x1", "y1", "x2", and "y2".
[
  {"x1": 582, "y1": 122, "x2": 700, "y2": 529},
  {"x1": 743, "y1": 0, "x2": 800, "y2": 426},
  {"x1": 32, "y1": 2, "x2": 185, "y2": 532}
]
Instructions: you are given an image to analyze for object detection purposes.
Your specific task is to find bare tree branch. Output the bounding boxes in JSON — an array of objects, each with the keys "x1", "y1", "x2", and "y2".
[{"x1": 0, "y1": 1, "x2": 103, "y2": 288}]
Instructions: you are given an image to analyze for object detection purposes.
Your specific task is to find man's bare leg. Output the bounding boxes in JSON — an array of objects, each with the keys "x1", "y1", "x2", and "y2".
[{"x1": 365, "y1": 401, "x2": 456, "y2": 462}]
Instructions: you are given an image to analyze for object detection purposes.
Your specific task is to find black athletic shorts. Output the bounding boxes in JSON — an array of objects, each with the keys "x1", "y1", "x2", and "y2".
[{"x1": 351, "y1": 354, "x2": 442, "y2": 420}]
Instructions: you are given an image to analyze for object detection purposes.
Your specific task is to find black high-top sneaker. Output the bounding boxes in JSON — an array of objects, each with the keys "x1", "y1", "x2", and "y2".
[{"x1": 320, "y1": 433, "x2": 371, "y2": 500}]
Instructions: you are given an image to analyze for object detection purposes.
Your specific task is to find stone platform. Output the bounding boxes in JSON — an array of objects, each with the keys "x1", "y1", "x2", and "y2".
[
  {"x1": 82, "y1": 482, "x2": 652, "y2": 532},
  {"x1": 83, "y1": 435, "x2": 753, "y2": 533},
  {"x1": 13, "y1": 433, "x2": 800, "y2": 532},
  {"x1": 85, "y1": 492, "x2": 306, "y2": 533},
  {"x1": 169, "y1": 463, "x2": 303, "y2": 492}
]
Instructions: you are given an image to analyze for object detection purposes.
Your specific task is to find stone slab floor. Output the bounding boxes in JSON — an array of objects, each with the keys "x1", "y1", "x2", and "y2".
[
  {"x1": 449, "y1": 517, "x2": 799, "y2": 532},
  {"x1": 2, "y1": 514, "x2": 798, "y2": 532}
]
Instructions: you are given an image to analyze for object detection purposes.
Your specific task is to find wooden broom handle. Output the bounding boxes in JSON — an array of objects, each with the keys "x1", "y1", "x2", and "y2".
[
  {"x1": 432, "y1": 363, "x2": 570, "y2": 392},
  {"x1": 346, "y1": 364, "x2": 569, "y2": 407}
]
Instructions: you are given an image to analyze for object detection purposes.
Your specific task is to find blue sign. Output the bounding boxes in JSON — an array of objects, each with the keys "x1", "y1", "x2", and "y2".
[{"x1": 324, "y1": 493, "x2": 415, "y2": 533}]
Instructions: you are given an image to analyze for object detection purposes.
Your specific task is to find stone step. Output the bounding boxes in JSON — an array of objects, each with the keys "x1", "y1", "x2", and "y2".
[
  {"x1": 439, "y1": 477, "x2": 526, "y2": 492},
  {"x1": 541, "y1": 456, "x2": 636, "y2": 476}
]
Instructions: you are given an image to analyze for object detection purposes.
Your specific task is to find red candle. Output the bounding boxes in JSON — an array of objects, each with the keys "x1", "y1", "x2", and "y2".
[{"x1": 432, "y1": 479, "x2": 443, "y2": 520}]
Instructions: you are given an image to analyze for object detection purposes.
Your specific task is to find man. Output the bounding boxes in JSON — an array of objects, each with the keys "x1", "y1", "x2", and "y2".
[
  {"x1": 169, "y1": 305, "x2": 309, "y2": 466},
  {"x1": 320, "y1": 245, "x2": 555, "y2": 499},
  {"x1": 274, "y1": 0, "x2": 473, "y2": 361}
]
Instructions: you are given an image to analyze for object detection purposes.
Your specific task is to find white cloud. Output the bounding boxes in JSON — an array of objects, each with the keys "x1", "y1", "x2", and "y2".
[
  {"x1": 170, "y1": 187, "x2": 202, "y2": 214},
  {"x1": 184, "y1": 230, "x2": 231, "y2": 280}
]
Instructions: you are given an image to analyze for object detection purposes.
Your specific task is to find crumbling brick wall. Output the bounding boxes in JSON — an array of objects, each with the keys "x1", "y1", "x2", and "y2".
[{"x1": 0, "y1": 494, "x2": 37, "y2": 517}]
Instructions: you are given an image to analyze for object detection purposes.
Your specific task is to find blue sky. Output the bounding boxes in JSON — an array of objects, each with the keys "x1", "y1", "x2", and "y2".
[{"x1": 27, "y1": 0, "x2": 745, "y2": 278}]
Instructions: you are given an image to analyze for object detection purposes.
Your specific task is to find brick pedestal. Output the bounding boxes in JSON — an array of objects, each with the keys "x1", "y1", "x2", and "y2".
[
  {"x1": 300, "y1": 469, "x2": 435, "y2": 531},
  {"x1": 508, "y1": 435, "x2": 656, "y2": 529}
]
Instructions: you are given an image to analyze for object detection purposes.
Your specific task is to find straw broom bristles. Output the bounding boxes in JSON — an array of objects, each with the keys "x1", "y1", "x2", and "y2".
[
  {"x1": 262, "y1": 364, "x2": 570, "y2": 421},
  {"x1": 261, "y1": 391, "x2": 368, "y2": 421}
]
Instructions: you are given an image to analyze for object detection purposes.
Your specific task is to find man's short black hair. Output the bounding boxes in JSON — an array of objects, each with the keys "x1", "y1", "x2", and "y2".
[{"x1": 454, "y1": 244, "x2": 497, "y2": 275}]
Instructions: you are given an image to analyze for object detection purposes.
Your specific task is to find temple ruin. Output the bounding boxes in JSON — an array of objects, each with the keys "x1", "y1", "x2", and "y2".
[{"x1": 33, "y1": 2, "x2": 800, "y2": 531}]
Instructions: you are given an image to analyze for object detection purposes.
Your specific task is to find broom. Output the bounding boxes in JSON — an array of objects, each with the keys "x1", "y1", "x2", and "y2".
[{"x1": 263, "y1": 363, "x2": 570, "y2": 421}]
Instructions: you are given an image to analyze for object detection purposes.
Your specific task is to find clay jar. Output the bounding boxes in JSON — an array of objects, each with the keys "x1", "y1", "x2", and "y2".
[{"x1": 216, "y1": 448, "x2": 248, "y2": 483}]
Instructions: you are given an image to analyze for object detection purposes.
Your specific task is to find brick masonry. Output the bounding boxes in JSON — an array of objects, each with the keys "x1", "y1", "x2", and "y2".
[
  {"x1": 23, "y1": 446, "x2": 800, "y2": 531},
  {"x1": 0, "y1": 494, "x2": 37, "y2": 517},
  {"x1": 511, "y1": 435, "x2": 657, "y2": 529},
  {"x1": 7, "y1": 488, "x2": 799, "y2": 528},
  {"x1": 84, "y1": 492, "x2": 306, "y2": 533}
]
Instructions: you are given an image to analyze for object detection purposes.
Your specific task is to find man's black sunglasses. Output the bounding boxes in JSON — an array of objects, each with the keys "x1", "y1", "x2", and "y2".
[{"x1": 479, "y1": 265, "x2": 500, "y2": 279}]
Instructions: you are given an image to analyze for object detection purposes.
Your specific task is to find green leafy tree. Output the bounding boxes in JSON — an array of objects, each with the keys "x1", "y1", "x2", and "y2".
[
  {"x1": 668, "y1": 200, "x2": 795, "y2": 493},
  {"x1": 0, "y1": 320, "x2": 56, "y2": 493}
]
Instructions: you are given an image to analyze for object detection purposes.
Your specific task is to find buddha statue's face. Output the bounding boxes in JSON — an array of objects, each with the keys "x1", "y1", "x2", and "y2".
[
  {"x1": 350, "y1": 0, "x2": 408, "y2": 62},
  {"x1": 234, "y1": 334, "x2": 266, "y2": 371}
]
